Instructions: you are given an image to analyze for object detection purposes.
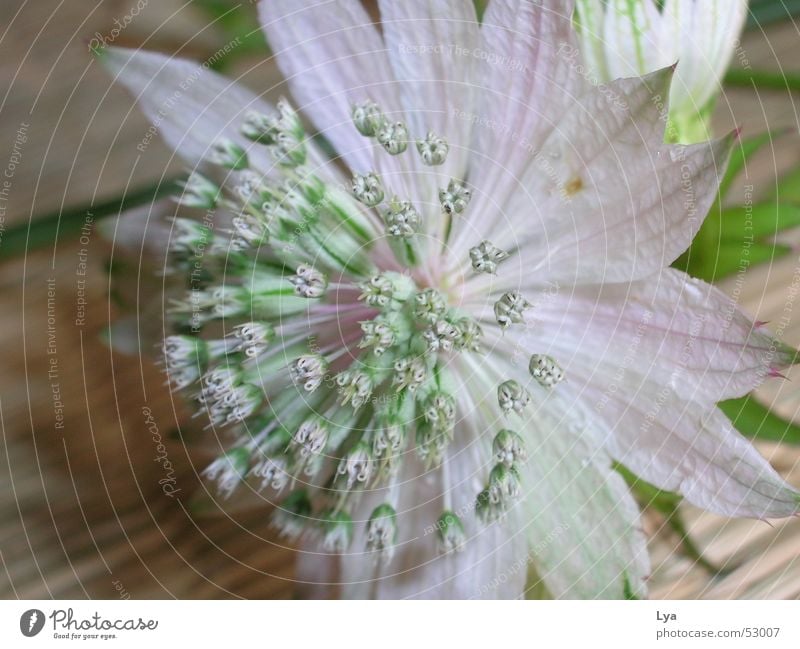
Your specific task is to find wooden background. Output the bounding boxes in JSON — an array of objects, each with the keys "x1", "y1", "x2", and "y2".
[{"x1": 1, "y1": 0, "x2": 800, "y2": 599}]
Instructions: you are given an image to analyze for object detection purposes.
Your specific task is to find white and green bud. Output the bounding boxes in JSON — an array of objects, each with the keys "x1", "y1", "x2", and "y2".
[
  {"x1": 455, "y1": 317, "x2": 483, "y2": 353},
  {"x1": 415, "y1": 423, "x2": 449, "y2": 467},
  {"x1": 209, "y1": 137, "x2": 249, "y2": 170},
  {"x1": 359, "y1": 274, "x2": 393, "y2": 308},
  {"x1": 494, "y1": 291, "x2": 531, "y2": 329},
  {"x1": 439, "y1": 179, "x2": 471, "y2": 215},
  {"x1": 271, "y1": 489, "x2": 312, "y2": 540},
  {"x1": 423, "y1": 318, "x2": 461, "y2": 353},
  {"x1": 217, "y1": 383, "x2": 263, "y2": 425},
  {"x1": 477, "y1": 464, "x2": 521, "y2": 523},
  {"x1": 359, "y1": 318, "x2": 396, "y2": 356},
  {"x1": 336, "y1": 441, "x2": 373, "y2": 490},
  {"x1": 392, "y1": 356, "x2": 428, "y2": 392},
  {"x1": 493, "y1": 429, "x2": 527, "y2": 467},
  {"x1": 169, "y1": 217, "x2": 214, "y2": 255},
  {"x1": 234, "y1": 171, "x2": 271, "y2": 204},
  {"x1": 240, "y1": 110, "x2": 276, "y2": 143},
  {"x1": 270, "y1": 100, "x2": 306, "y2": 166},
  {"x1": 165, "y1": 364, "x2": 202, "y2": 391},
  {"x1": 163, "y1": 335, "x2": 207, "y2": 369},
  {"x1": 376, "y1": 120, "x2": 409, "y2": 155},
  {"x1": 529, "y1": 354, "x2": 565, "y2": 388},
  {"x1": 200, "y1": 366, "x2": 240, "y2": 401},
  {"x1": 292, "y1": 417, "x2": 329, "y2": 458},
  {"x1": 382, "y1": 197, "x2": 420, "y2": 238},
  {"x1": 366, "y1": 504, "x2": 398, "y2": 561},
  {"x1": 470, "y1": 240, "x2": 509, "y2": 274},
  {"x1": 209, "y1": 286, "x2": 251, "y2": 319},
  {"x1": 232, "y1": 321, "x2": 274, "y2": 359},
  {"x1": 250, "y1": 455, "x2": 290, "y2": 492},
  {"x1": 414, "y1": 288, "x2": 447, "y2": 324},
  {"x1": 202, "y1": 447, "x2": 250, "y2": 498},
  {"x1": 336, "y1": 369, "x2": 374, "y2": 410},
  {"x1": 488, "y1": 463, "x2": 521, "y2": 508},
  {"x1": 321, "y1": 509, "x2": 354, "y2": 552},
  {"x1": 352, "y1": 100, "x2": 384, "y2": 137},
  {"x1": 230, "y1": 212, "x2": 269, "y2": 249},
  {"x1": 241, "y1": 102, "x2": 305, "y2": 165},
  {"x1": 289, "y1": 264, "x2": 327, "y2": 298},
  {"x1": 417, "y1": 131, "x2": 449, "y2": 166},
  {"x1": 436, "y1": 510, "x2": 466, "y2": 554},
  {"x1": 175, "y1": 172, "x2": 219, "y2": 209},
  {"x1": 351, "y1": 172, "x2": 385, "y2": 207},
  {"x1": 497, "y1": 379, "x2": 530, "y2": 416},
  {"x1": 289, "y1": 354, "x2": 329, "y2": 392},
  {"x1": 423, "y1": 392, "x2": 456, "y2": 434},
  {"x1": 372, "y1": 421, "x2": 406, "y2": 471},
  {"x1": 359, "y1": 272, "x2": 416, "y2": 308}
]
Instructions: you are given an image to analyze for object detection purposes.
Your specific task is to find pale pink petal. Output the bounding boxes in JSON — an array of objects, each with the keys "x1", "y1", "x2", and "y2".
[
  {"x1": 493, "y1": 268, "x2": 792, "y2": 406},
  {"x1": 377, "y1": 0, "x2": 480, "y2": 179},
  {"x1": 102, "y1": 47, "x2": 277, "y2": 173},
  {"x1": 456, "y1": 69, "x2": 731, "y2": 283},
  {"x1": 467, "y1": 0, "x2": 586, "y2": 219},
  {"x1": 521, "y1": 414, "x2": 650, "y2": 599},
  {"x1": 258, "y1": 0, "x2": 400, "y2": 173},
  {"x1": 336, "y1": 443, "x2": 528, "y2": 599},
  {"x1": 564, "y1": 378, "x2": 800, "y2": 519}
]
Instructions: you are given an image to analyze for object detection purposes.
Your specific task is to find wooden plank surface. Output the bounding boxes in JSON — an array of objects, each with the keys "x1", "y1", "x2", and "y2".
[{"x1": 1, "y1": 1, "x2": 800, "y2": 599}]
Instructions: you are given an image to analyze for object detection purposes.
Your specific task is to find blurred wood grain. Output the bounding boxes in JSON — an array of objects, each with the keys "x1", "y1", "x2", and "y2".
[{"x1": 1, "y1": 0, "x2": 799, "y2": 599}]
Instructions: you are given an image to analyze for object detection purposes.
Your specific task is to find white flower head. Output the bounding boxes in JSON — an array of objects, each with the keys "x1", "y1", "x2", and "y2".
[{"x1": 105, "y1": 0, "x2": 799, "y2": 600}]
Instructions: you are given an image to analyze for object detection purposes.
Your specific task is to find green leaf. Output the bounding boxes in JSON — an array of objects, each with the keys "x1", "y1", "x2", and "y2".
[
  {"x1": 473, "y1": 0, "x2": 489, "y2": 21},
  {"x1": 622, "y1": 575, "x2": 639, "y2": 600},
  {"x1": 725, "y1": 68, "x2": 800, "y2": 92},
  {"x1": 720, "y1": 202, "x2": 800, "y2": 240},
  {"x1": 678, "y1": 239, "x2": 789, "y2": 283},
  {"x1": 775, "y1": 166, "x2": 800, "y2": 204},
  {"x1": 0, "y1": 177, "x2": 182, "y2": 260},
  {"x1": 192, "y1": 0, "x2": 269, "y2": 70},
  {"x1": 615, "y1": 464, "x2": 727, "y2": 575},
  {"x1": 720, "y1": 394, "x2": 800, "y2": 445},
  {"x1": 719, "y1": 131, "x2": 779, "y2": 198},
  {"x1": 747, "y1": 0, "x2": 800, "y2": 28}
]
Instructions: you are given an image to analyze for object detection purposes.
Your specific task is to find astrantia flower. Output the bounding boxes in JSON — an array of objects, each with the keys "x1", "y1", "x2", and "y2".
[
  {"x1": 574, "y1": 0, "x2": 749, "y2": 142},
  {"x1": 103, "y1": 0, "x2": 799, "y2": 599}
]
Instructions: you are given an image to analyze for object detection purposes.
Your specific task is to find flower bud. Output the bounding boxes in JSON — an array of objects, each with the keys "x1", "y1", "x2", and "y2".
[
  {"x1": 417, "y1": 131, "x2": 449, "y2": 166},
  {"x1": 529, "y1": 354, "x2": 565, "y2": 388}
]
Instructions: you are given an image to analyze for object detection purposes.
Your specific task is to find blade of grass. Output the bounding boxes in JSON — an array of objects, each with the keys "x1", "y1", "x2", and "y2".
[
  {"x1": 0, "y1": 177, "x2": 181, "y2": 260},
  {"x1": 720, "y1": 394, "x2": 800, "y2": 445},
  {"x1": 725, "y1": 68, "x2": 800, "y2": 92}
]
